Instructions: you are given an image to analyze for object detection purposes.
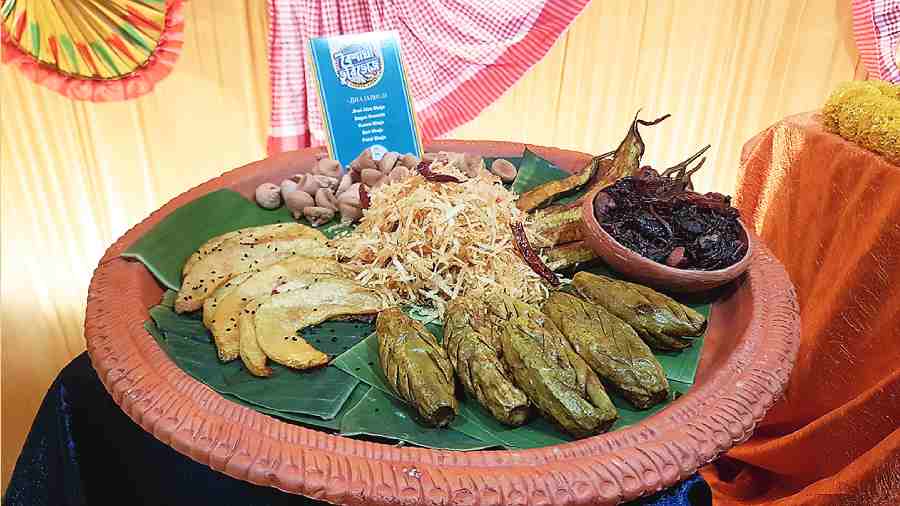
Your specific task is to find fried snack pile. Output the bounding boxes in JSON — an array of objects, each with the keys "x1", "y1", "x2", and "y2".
[{"x1": 334, "y1": 164, "x2": 550, "y2": 320}]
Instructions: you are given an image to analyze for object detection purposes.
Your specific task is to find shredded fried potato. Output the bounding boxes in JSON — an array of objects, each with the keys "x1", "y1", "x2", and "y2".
[{"x1": 332, "y1": 160, "x2": 550, "y2": 319}]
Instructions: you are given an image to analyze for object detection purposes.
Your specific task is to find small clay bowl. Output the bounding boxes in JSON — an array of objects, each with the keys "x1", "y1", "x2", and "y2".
[{"x1": 580, "y1": 186, "x2": 753, "y2": 293}]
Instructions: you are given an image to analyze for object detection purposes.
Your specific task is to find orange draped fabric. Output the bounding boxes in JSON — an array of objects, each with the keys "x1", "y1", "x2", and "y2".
[{"x1": 701, "y1": 113, "x2": 900, "y2": 506}]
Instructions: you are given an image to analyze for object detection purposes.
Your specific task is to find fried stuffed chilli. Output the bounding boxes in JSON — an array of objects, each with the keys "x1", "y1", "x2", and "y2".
[
  {"x1": 444, "y1": 297, "x2": 530, "y2": 426},
  {"x1": 377, "y1": 308, "x2": 458, "y2": 427},
  {"x1": 544, "y1": 291, "x2": 669, "y2": 409},
  {"x1": 572, "y1": 272, "x2": 705, "y2": 350},
  {"x1": 486, "y1": 295, "x2": 617, "y2": 437},
  {"x1": 500, "y1": 315, "x2": 617, "y2": 437}
]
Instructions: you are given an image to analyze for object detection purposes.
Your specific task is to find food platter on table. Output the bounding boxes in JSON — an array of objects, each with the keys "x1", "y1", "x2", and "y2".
[{"x1": 85, "y1": 118, "x2": 800, "y2": 505}]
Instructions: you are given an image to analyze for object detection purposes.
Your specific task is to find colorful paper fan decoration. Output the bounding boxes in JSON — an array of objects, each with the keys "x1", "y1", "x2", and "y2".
[{"x1": 1, "y1": 0, "x2": 185, "y2": 101}]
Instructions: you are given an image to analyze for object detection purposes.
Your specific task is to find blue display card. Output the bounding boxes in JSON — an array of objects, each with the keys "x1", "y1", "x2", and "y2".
[{"x1": 309, "y1": 31, "x2": 423, "y2": 167}]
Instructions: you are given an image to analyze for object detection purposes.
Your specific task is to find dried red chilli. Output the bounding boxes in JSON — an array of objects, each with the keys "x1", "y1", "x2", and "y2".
[
  {"x1": 359, "y1": 184, "x2": 371, "y2": 209},
  {"x1": 416, "y1": 160, "x2": 463, "y2": 183},
  {"x1": 510, "y1": 222, "x2": 560, "y2": 286}
]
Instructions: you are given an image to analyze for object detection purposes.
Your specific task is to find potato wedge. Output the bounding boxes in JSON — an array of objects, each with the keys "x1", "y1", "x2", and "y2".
[
  {"x1": 254, "y1": 277, "x2": 385, "y2": 370},
  {"x1": 184, "y1": 234, "x2": 231, "y2": 278},
  {"x1": 182, "y1": 223, "x2": 326, "y2": 277},
  {"x1": 203, "y1": 272, "x2": 253, "y2": 328},
  {"x1": 176, "y1": 227, "x2": 332, "y2": 313},
  {"x1": 210, "y1": 257, "x2": 343, "y2": 362},
  {"x1": 238, "y1": 299, "x2": 272, "y2": 377}
]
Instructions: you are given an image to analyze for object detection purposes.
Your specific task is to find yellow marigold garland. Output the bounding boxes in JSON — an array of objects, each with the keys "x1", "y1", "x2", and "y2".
[{"x1": 822, "y1": 80, "x2": 900, "y2": 165}]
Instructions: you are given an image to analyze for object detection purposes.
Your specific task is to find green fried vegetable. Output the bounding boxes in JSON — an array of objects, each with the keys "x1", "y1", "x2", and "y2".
[
  {"x1": 516, "y1": 152, "x2": 612, "y2": 212},
  {"x1": 377, "y1": 308, "x2": 458, "y2": 427},
  {"x1": 543, "y1": 291, "x2": 669, "y2": 409},
  {"x1": 572, "y1": 271, "x2": 706, "y2": 350},
  {"x1": 501, "y1": 316, "x2": 617, "y2": 438},
  {"x1": 444, "y1": 297, "x2": 531, "y2": 426}
]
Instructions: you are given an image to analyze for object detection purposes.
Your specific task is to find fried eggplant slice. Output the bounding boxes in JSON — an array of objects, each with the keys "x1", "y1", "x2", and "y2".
[
  {"x1": 571, "y1": 271, "x2": 706, "y2": 350},
  {"x1": 605, "y1": 111, "x2": 670, "y2": 186},
  {"x1": 501, "y1": 316, "x2": 617, "y2": 438},
  {"x1": 253, "y1": 276, "x2": 385, "y2": 370},
  {"x1": 516, "y1": 152, "x2": 613, "y2": 212},
  {"x1": 527, "y1": 203, "x2": 583, "y2": 248},
  {"x1": 209, "y1": 257, "x2": 342, "y2": 362},
  {"x1": 544, "y1": 241, "x2": 598, "y2": 271},
  {"x1": 238, "y1": 299, "x2": 271, "y2": 377},
  {"x1": 377, "y1": 308, "x2": 458, "y2": 427},
  {"x1": 522, "y1": 112, "x2": 667, "y2": 226},
  {"x1": 544, "y1": 291, "x2": 669, "y2": 409},
  {"x1": 444, "y1": 298, "x2": 530, "y2": 426},
  {"x1": 175, "y1": 223, "x2": 331, "y2": 313}
]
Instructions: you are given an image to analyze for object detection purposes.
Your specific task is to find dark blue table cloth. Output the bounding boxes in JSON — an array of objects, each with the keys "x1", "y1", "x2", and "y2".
[{"x1": 4, "y1": 353, "x2": 711, "y2": 506}]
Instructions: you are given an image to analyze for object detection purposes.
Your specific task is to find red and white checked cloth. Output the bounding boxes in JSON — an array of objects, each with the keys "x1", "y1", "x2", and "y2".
[
  {"x1": 853, "y1": 0, "x2": 900, "y2": 83},
  {"x1": 266, "y1": 0, "x2": 590, "y2": 154}
]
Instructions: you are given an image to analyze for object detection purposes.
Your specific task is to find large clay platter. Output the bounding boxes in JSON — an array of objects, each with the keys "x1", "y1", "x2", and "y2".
[{"x1": 84, "y1": 141, "x2": 800, "y2": 505}]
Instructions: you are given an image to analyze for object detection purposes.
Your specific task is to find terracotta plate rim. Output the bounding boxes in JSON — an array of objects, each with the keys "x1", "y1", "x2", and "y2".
[{"x1": 84, "y1": 141, "x2": 800, "y2": 505}]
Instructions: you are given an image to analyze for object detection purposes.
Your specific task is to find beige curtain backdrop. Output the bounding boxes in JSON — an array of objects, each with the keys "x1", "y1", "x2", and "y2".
[{"x1": 0, "y1": 0, "x2": 864, "y2": 490}]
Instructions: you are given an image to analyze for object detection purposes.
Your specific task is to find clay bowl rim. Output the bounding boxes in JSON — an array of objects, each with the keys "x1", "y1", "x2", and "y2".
[
  {"x1": 84, "y1": 140, "x2": 799, "y2": 506},
  {"x1": 580, "y1": 185, "x2": 754, "y2": 292}
]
